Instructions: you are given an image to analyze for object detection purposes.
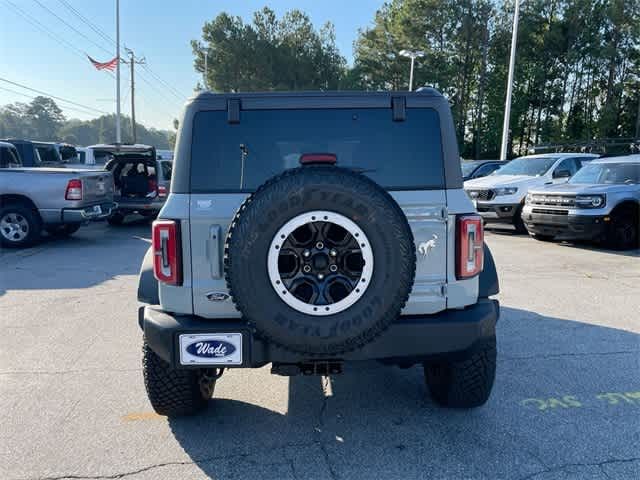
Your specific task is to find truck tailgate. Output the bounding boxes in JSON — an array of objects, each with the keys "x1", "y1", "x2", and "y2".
[{"x1": 77, "y1": 171, "x2": 113, "y2": 203}]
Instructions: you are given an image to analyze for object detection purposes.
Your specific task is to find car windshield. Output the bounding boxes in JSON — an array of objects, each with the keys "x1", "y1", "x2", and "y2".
[
  {"x1": 494, "y1": 156, "x2": 558, "y2": 177},
  {"x1": 569, "y1": 163, "x2": 640, "y2": 185},
  {"x1": 461, "y1": 162, "x2": 478, "y2": 176}
]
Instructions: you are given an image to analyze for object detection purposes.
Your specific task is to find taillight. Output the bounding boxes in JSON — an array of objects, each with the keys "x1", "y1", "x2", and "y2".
[
  {"x1": 456, "y1": 215, "x2": 484, "y2": 279},
  {"x1": 152, "y1": 220, "x2": 182, "y2": 285},
  {"x1": 157, "y1": 185, "x2": 167, "y2": 198},
  {"x1": 65, "y1": 179, "x2": 83, "y2": 200},
  {"x1": 299, "y1": 153, "x2": 337, "y2": 165}
]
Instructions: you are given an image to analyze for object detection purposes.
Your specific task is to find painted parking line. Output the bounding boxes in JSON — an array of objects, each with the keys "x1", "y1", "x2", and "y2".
[
  {"x1": 122, "y1": 412, "x2": 165, "y2": 422},
  {"x1": 519, "y1": 391, "x2": 640, "y2": 412}
]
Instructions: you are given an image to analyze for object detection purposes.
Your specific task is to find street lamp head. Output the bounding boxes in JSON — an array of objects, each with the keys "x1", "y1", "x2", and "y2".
[{"x1": 399, "y1": 49, "x2": 425, "y2": 59}]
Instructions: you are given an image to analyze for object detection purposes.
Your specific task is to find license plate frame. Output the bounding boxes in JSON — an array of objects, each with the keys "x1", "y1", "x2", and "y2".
[{"x1": 179, "y1": 333, "x2": 243, "y2": 366}]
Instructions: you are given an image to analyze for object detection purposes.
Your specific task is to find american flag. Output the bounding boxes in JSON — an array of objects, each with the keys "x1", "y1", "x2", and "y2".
[{"x1": 87, "y1": 55, "x2": 119, "y2": 71}]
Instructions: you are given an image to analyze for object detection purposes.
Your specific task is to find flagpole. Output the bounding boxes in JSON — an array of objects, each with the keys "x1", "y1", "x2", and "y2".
[{"x1": 115, "y1": 0, "x2": 121, "y2": 144}]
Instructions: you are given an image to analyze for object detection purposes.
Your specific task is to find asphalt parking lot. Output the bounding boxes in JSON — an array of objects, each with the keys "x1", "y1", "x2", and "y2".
[{"x1": 1, "y1": 222, "x2": 638, "y2": 480}]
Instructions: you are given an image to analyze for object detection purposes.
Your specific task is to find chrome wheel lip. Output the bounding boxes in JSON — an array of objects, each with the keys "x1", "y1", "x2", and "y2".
[
  {"x1": 0, "y1": 213, "x2": 29, "y2": 242},
  {"x1": 267, "y1": 210, "x2": 374, "y2": 316}
]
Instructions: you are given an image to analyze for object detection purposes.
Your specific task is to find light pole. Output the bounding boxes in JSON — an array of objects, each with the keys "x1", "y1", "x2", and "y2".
[
  {"x1": 203, "y1": 48, "x2": 209, "y2": 90},
  {"x1": 115, "y1": 0, "x2": 121, "y2": 144},
  {"x1": 500, "y1": 0, "x2": 521, "y2": 160},
  {"x1": 399, "y1": 49, "x2": 425, "y2": 91}
]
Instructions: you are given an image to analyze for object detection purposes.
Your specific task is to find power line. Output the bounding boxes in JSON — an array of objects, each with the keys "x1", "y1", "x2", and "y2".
[
  {"x1": 2, "y1": 0, "x2": 115, "y2": 80},
  {"x1": 32, "y1": 0, "x2": 113, "y2": 56},
  {"x1": 0, "y1": 77, "x2": 109, "y2": 115},
  {"x1": 135, "y1": 71, "x2": 183, "y2": 109},
  {"x1": 0, "y1": 86, "x2": 106, "y2": 117},
  {"x1": 57, "y1": 0, "x2": 116, "y2": 46},
  {"x1": 141, "y1": 64, "x2": 184, "y2": 101},
  {"x1": 55, "y1": 0, "x2": 185, "y2": 103}
]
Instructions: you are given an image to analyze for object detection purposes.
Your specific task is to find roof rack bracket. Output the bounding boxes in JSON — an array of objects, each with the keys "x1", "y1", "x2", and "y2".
[
  {"x1": 391, "y1": 96, "x2": 406, "y2": 122},
  {"x1": 227, "y1": 99, "x2": 241, "y2": 124}
]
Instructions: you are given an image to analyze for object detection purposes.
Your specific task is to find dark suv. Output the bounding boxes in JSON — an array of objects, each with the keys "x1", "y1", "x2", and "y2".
[{"x1": 137, "y1": 90, "x2": 500, "y2": 416}]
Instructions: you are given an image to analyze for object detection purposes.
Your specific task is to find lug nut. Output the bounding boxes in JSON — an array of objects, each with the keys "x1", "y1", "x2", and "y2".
[
  {"x1": 317, "y1": 273, "x2": 325, "y2": 280},
  {"x1": 329, "y1": 249, "x2": 337, "y2": 257},
  {"x1": 303, "y1": 265, "x2": 311, "y2": 273},
  {"x1": 303, "y1": 250, "x2": 311, "y2": 258},
  {"x1": 329, "y1": 264, "x2": 338, "y2": 272},
  {"x1": 316, "y1": 241, "x2": 324, "y2": 250}
]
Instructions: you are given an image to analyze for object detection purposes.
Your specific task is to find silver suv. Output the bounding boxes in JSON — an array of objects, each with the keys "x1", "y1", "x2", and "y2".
[
  {"x1": 523, "y1": 155, "x2": 640, "y2": 249},
  {"x1": 137, "y1": 90, "x2": 500, "y2": 416}
]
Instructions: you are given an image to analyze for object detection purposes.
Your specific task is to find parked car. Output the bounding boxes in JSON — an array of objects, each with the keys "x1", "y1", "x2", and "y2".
[
  {"x1": 461, "y1": 159, "x2": 507, "y2": 181},
  {"x1": 66, "y1": 145, "x2": 116, "y2": 169},
  {"x1": 0, "y1": 141, "x2": 22, "y2": 168},
  {"x1": 156, "y1": 149, "x2": 174, "y2": 161},
  {"x1": 522, "y1": 155, "x2": 640, "y2": 249},
  {"x1": 99, "y1": 144, "x2": 168, "y2": 225},
  {"x1": 1, "y1": 139, "x2": 68, "y2": 167},
  {"x1": 137, "y1": 89, "x2": 500, "y2": 417},
  {"x1": 0, "y1": 167, "x2": 115, "y2": 247},
  {"x1": 464, "y1": 153, "x2": 599, "y2": 231}
]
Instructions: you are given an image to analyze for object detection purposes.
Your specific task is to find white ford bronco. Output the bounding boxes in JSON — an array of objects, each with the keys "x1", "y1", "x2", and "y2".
[{"x1": 137, "y1": 89, "x2": 500, "y2": 416}]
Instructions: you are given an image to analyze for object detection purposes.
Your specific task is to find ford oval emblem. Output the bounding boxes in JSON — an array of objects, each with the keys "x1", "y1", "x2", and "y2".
[
  {"x1": 186, "y1": 340, "x2": 236, "y2": 358},
  {"x1": 206, "y1": 291, "x2": 230, "y2": 302}
]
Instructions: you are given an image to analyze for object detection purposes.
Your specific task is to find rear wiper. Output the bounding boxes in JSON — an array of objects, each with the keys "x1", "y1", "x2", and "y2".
[{"x1": 347, "y1": 167, "x2": 378, "y2": 175}]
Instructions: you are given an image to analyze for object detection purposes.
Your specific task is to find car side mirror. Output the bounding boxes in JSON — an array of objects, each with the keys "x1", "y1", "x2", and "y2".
[{"x1": 553, "y1": 169, "x2": 571, "y2": 179}]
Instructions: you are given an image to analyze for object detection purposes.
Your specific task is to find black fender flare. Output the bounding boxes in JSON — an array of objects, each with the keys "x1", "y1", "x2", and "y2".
[
  {"x1": 138, "y1": 246, "x2": 159, "y2": 305},
  {"x1": 478, "y1": 243, "x2": 499, "y2": 298}
]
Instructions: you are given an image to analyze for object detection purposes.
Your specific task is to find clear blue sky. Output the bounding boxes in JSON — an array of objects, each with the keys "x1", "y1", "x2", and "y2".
[{"x1": 0, "y1": 0, "x2": 383, "y2": 132}]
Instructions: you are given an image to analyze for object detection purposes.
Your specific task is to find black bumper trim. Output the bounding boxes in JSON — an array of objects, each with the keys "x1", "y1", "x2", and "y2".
[
  {"x1": 475, "y1": 202, "x2": 519, "y2": 223},
  {"x1": 140, "y1": 299, "x2": 499, "y2": 368},
  {"x1": 523, "y1": 212, "x2": 607, "y2": 240}
]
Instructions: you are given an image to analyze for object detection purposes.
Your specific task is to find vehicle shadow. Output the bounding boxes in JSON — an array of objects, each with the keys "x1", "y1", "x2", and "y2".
[
  {"x1": 556, "y1": 239, "x2": 640, "y2": 257},
  {"x1": 0, "y1": 222, "x2": 151, "y2": 296},
  {"x1": 167, "y1": 307, "x2": 640, "y2": 479}
]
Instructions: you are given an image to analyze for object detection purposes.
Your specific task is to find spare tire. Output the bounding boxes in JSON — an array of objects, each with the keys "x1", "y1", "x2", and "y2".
[{"x1": 225, "y1": 166, "x2": 415, "y2": 355}]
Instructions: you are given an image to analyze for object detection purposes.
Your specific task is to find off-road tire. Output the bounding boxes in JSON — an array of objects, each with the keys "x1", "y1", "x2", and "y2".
[
  {"x1": 142, "y1": 341, "x2": 214, "y2": 416},
  {"x1": 605, "y1": 205, "x2": 639, "y2": 250},
  {"x1": 424, "y1": 338, "x2": 497, "y2": 408},
  {"x1": 0, "y1": 203, "x2": 42, "y2": 248},
  {"x1": 107, "y1": 213, "x2": 125, "y2": 226},
  {"x1": 225, "y1": 165, "x2": 416, "y2": 355},
  {"x1": 46, "y1": 223, "x2": 82, "y2": 237}
]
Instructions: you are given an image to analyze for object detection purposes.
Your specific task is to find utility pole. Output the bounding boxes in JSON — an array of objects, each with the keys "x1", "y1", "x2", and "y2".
[
  {"x1": 124, "y1": 48, "x2": 146, "y2": 144},
  {"x1": 115, "y1": 0, "x2": 121, "y2": 144},
  {"x1": 500, "y1": 0, "x2": 521, "y2": 160}
]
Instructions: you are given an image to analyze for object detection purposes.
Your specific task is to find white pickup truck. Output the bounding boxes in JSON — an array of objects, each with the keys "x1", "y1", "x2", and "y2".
[
  {"x1": 0, "y1": 167, "x2": 116, "y2": 247},
  {"x1": 463, "y1": 153, "x2": 599, "y2": 231}
]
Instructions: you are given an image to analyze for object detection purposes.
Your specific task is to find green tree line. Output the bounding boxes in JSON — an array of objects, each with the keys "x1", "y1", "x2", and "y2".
[
  {"x1": 0, "y1": 96, "x2": 173, "y2": 149},
  {"x1": 193, "y1": 1, "x2": 640, "y2": 158}
]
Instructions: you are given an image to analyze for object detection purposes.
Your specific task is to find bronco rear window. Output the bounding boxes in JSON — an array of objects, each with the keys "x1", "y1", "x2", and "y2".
[{"x1": 190, "y1": 108, "x2": 444, "y2": 192}]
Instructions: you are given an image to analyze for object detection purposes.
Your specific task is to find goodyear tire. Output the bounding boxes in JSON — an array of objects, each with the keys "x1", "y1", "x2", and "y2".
[
  {"x1": 225, "y1": 166, "x2": 416, "y2": 355},
  {"x1": 142, "y1": 340, "x2": 215, "y2": 417},
  {"x1": 423, "y1": 338, "x2": 497, "y2": 408}
]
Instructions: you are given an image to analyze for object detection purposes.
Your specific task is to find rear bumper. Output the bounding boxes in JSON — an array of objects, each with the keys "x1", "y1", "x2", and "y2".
[
  {"x1": 522, "y1": 211, "x2": 607, "y2": 240},
  {"x1": 475, "y1": 202, "x2": 520, "y2": 223},
  {"x1": 140, "y1": 299, "x2": 499, "y2": 368},
  {"x1": 113, "y1": 197, "x2": 164, "y2": 215},
  {"x1": 61, "y1": 202, "x2": 116, "y2": 223}
]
